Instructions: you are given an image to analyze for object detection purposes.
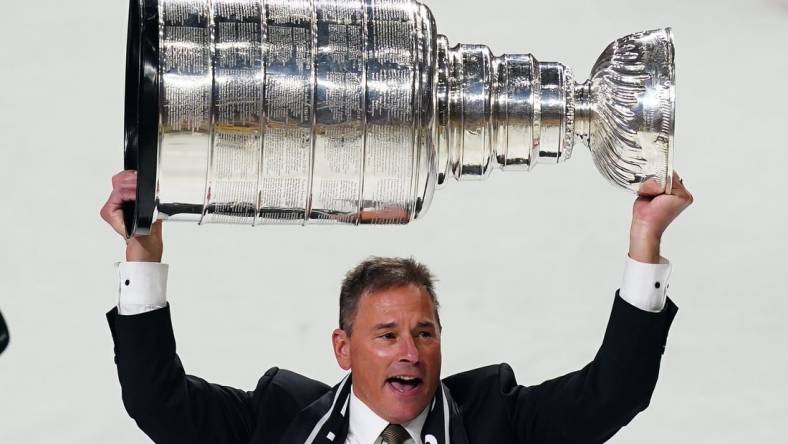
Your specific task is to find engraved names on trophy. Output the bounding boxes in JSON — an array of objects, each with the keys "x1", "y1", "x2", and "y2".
[
  {"x1": 259, "y1": 0, "x2": 314, "y2": 222},
  {"x1": 204, "y1": 0, "x2": 265, "y2": 224},
  {"x1": 310, "y1": 0, "x2": 365, "y2": 223},
  {"x1": 153, "y1": 0, "x2": 420, "y2": 226},
  {"x1": 360, "y1": 0, "x2": 415, "y2": 224},
  {"x1": 157, "y1": 0, "x2": 214, "y2": 220}
]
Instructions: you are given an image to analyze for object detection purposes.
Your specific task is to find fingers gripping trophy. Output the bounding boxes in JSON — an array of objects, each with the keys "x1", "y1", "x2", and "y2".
[{"x1": 122, "y1": 0, "x2": 677, "y2": 235}]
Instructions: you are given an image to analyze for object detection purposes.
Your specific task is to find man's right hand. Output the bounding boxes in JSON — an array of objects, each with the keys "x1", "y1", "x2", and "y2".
[{"x1": 100, "y1": 170, "x2": 163, "y2": 262}]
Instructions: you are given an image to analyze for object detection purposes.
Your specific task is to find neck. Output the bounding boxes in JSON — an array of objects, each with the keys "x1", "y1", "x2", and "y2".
[{"x1": 349, "y1": 388, "x2": 431, "y2": 444}]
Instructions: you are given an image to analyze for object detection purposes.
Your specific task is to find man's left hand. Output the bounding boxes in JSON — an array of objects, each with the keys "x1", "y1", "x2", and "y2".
[{"x1": 628, "y1": 171, "x2": 694, "y2": 263}]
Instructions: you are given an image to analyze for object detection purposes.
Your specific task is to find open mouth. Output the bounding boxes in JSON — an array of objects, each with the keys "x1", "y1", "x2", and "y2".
[{"x1": 386, "y1": 376, "x2": 423, "y2": 393}]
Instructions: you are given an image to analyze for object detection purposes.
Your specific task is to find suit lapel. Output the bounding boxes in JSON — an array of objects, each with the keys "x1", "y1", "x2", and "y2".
[
  {"x1": 275, "y1": 376, "x2": 469, "y2": 444},
  {"x1": 277, "y1": 375, "x2": 351, "y2": 444}
]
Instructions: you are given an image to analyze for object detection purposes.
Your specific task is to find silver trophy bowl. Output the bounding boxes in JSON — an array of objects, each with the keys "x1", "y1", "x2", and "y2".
[{"x1": 123, "y1": 0, "x2": 676, "y2": 234}]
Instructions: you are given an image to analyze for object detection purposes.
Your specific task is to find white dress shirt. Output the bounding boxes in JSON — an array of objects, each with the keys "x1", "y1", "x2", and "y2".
[
  {"x1": 113, "y1": 256, "x2": 673, "y2": 443},
  {"x1": 346, "y1": 389, "x2": 428, "y2": 444},
  {"x1": 115, "y1": 256, "x2": 672, "y2": 316}
]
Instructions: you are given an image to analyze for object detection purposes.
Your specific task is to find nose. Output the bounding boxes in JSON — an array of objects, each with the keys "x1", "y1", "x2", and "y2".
[{"x1": 398, "y1": 335, "x2": 420, "y2": 363}]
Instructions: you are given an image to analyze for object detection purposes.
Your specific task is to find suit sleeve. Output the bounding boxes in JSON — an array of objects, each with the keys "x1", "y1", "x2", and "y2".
[
  {"x1": 501, "y1": 292, "x2": 679, "y2": 443},
  {"x1": 106, "y1": 304, "x2": 256, "y2": 444}
]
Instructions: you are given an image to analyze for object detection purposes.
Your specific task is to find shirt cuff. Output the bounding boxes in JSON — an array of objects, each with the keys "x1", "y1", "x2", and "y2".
[
  {"x1": 116, "y1": 262, "x2": 169, "y2": 316},
  {"x1": 619, "y1": 255, "x2": 672, "y2": 313}
]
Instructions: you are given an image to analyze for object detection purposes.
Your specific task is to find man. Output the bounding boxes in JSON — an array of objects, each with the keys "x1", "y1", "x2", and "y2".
[{"x1": 102, "y1": 170, "x2": 693, "y2": 444}]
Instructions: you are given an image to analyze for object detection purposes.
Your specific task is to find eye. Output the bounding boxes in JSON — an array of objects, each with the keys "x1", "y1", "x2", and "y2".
[
  {"x1": 379, "y1": 332, "x2": 396, "y2": 340},
  {"x1": 417, "y1": 331, "x2": 433, "y2": 338}
]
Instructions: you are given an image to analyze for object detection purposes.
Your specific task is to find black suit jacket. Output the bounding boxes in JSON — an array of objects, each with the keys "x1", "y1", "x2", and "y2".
[{"x1": 107, "y1": 293, "x2": 677, "y2": 444}]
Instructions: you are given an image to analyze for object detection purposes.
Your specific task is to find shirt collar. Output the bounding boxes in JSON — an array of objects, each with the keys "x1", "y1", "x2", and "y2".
[{"x1": 348, "y1": 387, "x2": 430, "y2": 444}]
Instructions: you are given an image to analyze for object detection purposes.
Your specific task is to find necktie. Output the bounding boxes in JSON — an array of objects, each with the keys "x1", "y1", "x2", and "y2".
[{"x1": 380, "y1": 423, "x2": 411, "y2": 444}]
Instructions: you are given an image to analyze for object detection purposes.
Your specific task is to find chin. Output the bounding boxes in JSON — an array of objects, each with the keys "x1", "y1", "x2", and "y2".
[
  {"x1": 382, "y1": 396, "x2": 433, "y2": 424},
  {"x1": 375, "y1": 377, "x2": 440, "y2": 423},
  {"x1": 385, "y1": 406, "x2": 425, "y2": 425}
]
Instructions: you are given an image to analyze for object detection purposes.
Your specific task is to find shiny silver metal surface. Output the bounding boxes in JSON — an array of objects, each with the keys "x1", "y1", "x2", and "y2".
[{"x1": 125, "y1": 0, "x2": 676, "y2": 232}]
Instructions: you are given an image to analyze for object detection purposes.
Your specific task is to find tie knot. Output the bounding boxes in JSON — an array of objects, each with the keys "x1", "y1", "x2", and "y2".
[{"x1": 380, "y1": 423, "x2": 411, "y2": 444}]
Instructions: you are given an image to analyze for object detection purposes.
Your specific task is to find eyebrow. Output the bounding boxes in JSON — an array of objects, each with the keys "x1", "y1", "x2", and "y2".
[
  {"x1": 372, "y1": 321, "x2": 436, "y2": 330},
  {"x1": 373, "y1": 322, "x2": 397, "y2": 330}
]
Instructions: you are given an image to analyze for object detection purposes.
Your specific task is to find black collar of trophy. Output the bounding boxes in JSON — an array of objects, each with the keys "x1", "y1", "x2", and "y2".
[
  {"x1": 123, "y1": 0, "x2": 159, "y2": 237},
  {"x1": 123, "y1": 0, "x2": 675, "y2": 235}
]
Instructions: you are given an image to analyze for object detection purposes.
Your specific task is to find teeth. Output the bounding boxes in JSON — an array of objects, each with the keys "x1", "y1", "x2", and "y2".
[
  {"x1": 391, "y1": 376, "x2": 417, "y2": 381},
  {"x1": 389, "y1": 376, "x2": 421, "y2": 386}
]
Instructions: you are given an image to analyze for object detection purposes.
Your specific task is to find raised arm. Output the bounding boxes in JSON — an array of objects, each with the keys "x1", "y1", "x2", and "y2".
[
  {"x1": 100, "y1": 170, "x2": 168, "y2": 315},
  {"x1": 521, "y1": 172, "x2": 693, "y2": 442},
  {"x1": 101, "y1": 170, "x2": 255, "y2": 444},
  {"x1": 446, "y1": 172, "x2": 693, "y2": 443}
]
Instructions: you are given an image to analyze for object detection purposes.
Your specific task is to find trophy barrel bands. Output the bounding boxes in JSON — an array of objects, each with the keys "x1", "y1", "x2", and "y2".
[
  {"x1": 353, "y1": 0, "x2": 419, "y2": 225},
  {"x1": 157, "y1": 0, "x2": 214, "y2": 225},
  {"x1": 125, "y1": 0, "x2": 437, "y2": 232},
  {"x1": 203, "y1": 0, "x2": 266, "y2": 225}
]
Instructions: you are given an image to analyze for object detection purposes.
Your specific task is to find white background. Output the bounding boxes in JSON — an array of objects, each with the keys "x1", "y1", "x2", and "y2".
[{"x1": 1, "y1": 0, "x2": 786, "y2": 442}]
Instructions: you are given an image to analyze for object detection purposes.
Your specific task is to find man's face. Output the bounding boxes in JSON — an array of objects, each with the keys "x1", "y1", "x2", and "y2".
[{"x1": 332, "y1": 284, "x2": 442, "y2": 424}]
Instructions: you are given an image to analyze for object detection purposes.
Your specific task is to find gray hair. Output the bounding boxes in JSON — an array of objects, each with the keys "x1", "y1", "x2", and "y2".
[{"x1": 339, "y1": 256, "x2": 440, "y2": 335}]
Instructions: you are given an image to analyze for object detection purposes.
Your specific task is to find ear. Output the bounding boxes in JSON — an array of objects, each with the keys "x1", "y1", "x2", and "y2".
[{"x1": 332, "y1": 328, "x2": 352, "y2": 370}]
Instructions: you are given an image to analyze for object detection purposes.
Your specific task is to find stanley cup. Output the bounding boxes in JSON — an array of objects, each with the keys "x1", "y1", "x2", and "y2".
[{"x1": 123, "y1": 0, "x2": 676, "y2": 234}]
